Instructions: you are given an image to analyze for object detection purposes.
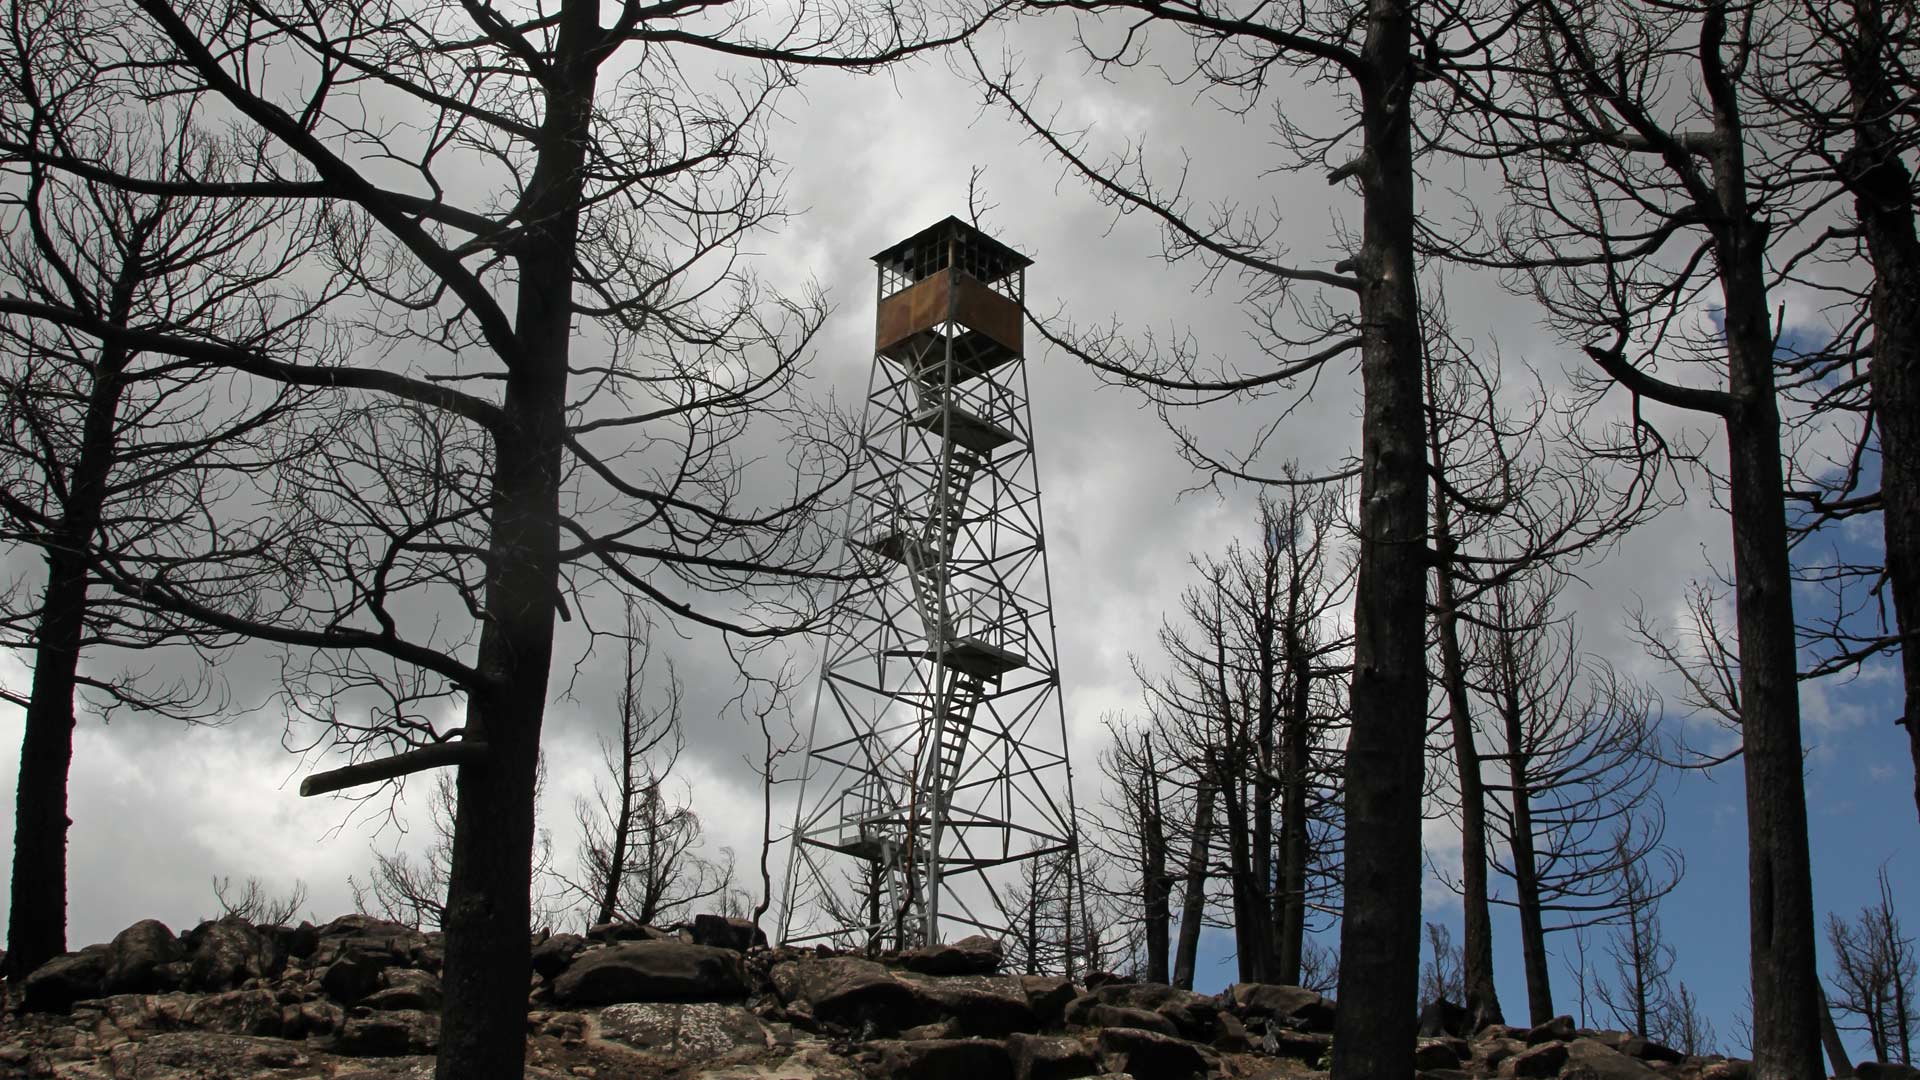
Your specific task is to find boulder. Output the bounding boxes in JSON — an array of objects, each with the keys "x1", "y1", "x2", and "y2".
[
  {"x1": 595, "y1": 1001, "x2": 770, "y2": 1061},
  {"x1": 321, "y1": 950, "x2": 392, "y2": 1004},
  {"x1": 1504, "y1": 1041, "x2": 1570, "y2": 1079},
  {"x1": 1227, "y1": 982, "x2": 1337, "y2": 1032},
  {"x1": 1415, "y1": 1037, "x2": 1470, "y2": 1069},
  {"x1": 770, "y1": 956, "x2": 919, "y2": 1033},
  {"x1": 1858, "y1": 1065, "x2": 1920, "y2": 1080},
  {"x1": 1096, "y1": 1027, "x2": 1210, "y2": 1080},
  {"x1": 183, "y1": 989, "x2": 284, "y2": 1037},
  {"x1": 331, "y1": 1008, "x2": 441, "y2": 1056},
  {"x1": 865, "y1": 1037, "x2": 1014, "y2": 1080},
  {"x1": 586, "y1": 920, "x2": 671, "y2": 943},
  {"x1": 1613, "y1": 1035, "x2": 1685, "y2": 1066},
  {"x1": 1700, "y1": 1061, "x2": 1752, "y2": 1080},
  {"x1": 1562, "y1": 1037, "x2": 1662, "y2": 1080},
  {"x1": 691, "y1": 914, "x2": 767, "y2": 952},
  {"x1": 185, "y1": 916, "x2": 284, "y2": 991},
  {"x1": 531, "y1": 932, "x2": 588, "y2": 980},
  {"x1": 310, "y1": 915, "x2": 432, "y2": 970},
  {"x1": 1525, "y1": 1015, "x2": 1577, "y2": 1045},
  {"x1": 22, "y1": 945, "x2": 110, "y2": 1012},
  {"x1": 1418, "y1": 997, "x2": 1470, "y2": 1038},
  {"x1": 1020, "y1": 976, "x2": 1079, "y2": 1029},
  {"x1": 1075, "y1": 1002, "x2": 1179, "y2": 1036},
  {"x1": 898, "y1": 935, "x2": 1005, "y2": 976},
  {"x1": 1262, "y1": 1026, "x2": 1333, "y2": 1062},
  {"x1": 361, "y1": 967, "x2": 442, "y2": 1011},
  {"x1": 93, "y1": 1033, "x2": 312, "y2": 1080},
  {"x1": 104, "y1": 920, "x2": 185, "y2": 994},
  {"x1": 551, "y1": 941, "x2": 750, "y2": 1006},
  {"x1": 900, "y1": 972, "x2": 1040, "y2": 1037},
  {"x1": 1211, "y1": 1012, "x2": 1253, "y2": 1053},
  {"x1": 1007, "y1": 1033, "x2": 1099, "y2": 1080}
]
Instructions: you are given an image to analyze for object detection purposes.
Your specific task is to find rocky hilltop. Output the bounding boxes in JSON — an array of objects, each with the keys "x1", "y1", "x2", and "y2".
[{"x1": 0, "y1": 913, "x2": 1842, "y2": 1080}]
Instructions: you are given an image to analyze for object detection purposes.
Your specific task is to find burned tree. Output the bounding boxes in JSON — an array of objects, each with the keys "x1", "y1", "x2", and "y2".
[
  {"x1": 0, "y1": 17, "x2": 341, "y2": 976},
  {"x1": 0, "y1": 0, "x2": 983, "y2": 1073},
  {"x1": 1480, "y1": 2, "x2": 1827, "y2": 1070}
]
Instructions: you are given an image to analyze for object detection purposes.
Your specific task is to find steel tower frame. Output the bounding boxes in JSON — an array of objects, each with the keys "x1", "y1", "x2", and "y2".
[{"x1": 779, "y1": 218, "x2": 1081, "y2": 953}]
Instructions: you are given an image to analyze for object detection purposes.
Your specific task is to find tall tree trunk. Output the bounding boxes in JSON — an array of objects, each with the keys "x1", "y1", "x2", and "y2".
[
  {"x1": 1331, "y1": 0, "x2": 1427, "y2": 1072},
  {"x1": 6, "y1": 327, "x2": 132, "y2": 979},
  {"x1": 1142, "y1": 739, "x2": 1172, "y2": 984},
  {"x1": 1252, "y1": 611, "x2": 1277, "y2": 981},
  {"x1": 1500, "y1": 662, "x2": 1555, "y2": 1025},
  {"x1": 1843, "y1": 0, "x2": 1920, "y2": 826},
  {"x1": 1710, "y1": 84, "x2": 1825, "y2": 1080},
  {"x1": 434, "y1": 3, "x2": 592, "y2": 1073},
  {"x1": 1172, "y1": 781, "x2": 1216, "y2": 990},
  {"x1": 1435, "y1": 550, "x2": 1503, "y2": 1029},
  {"x1": 1275, "y1": 649, "x2": 1311, "y2": 985}
]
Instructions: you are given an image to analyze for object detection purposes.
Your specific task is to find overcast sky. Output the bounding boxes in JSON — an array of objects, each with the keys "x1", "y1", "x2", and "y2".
[{"x1": 2, "y1": 8, "x2": 1916, "y2": 1062}]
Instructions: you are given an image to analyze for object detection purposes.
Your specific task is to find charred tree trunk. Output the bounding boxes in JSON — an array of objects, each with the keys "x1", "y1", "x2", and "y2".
[
  {"x1": 1172, "y1": 780, "x2": 1216, "y2": 990},
  {"x1": 1706, "y1": 50, "x2": 1823, "y2": 1074},
  {"x1": 1275, "y1": 648, "x2": 1312, "y2": 986},
  {"x1": 1842, "y1": 0, "x2": 1920, "y2": 826},
  {"x1": 1435, "y1": 541, "x2": 1504, "y2": 1030},
  {"x1": 1331, "y1": 2, "x2": 1427, "y2": 1073},
  {"x1": 1722, "y1": 257, "x2": 1824, "y2": 1080},
  {"x1": 434, "y1": 4, "x2": 593, "y2": 1073},
  {"x1": 1142, "y1": 737, "x2": 1172, "y2": 984},
  {"x1": 1499, "y1": 654, "x2": 1555, "y2": 1025},
  {"x1": 6, "y1": 295, "x2": 136, "y2": 979}
]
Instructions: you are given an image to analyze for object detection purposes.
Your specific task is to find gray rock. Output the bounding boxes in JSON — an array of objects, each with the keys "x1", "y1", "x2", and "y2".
[
  {"x1": 22, "y1": 945, "x2": 109, "y2": 1012},
  {"x1": 1858, "y1": 1065, "x2": 1920, "y2": 1080},
  {"x1": 1019, "y1": 975, "x2": 1079, "y2": 1029},
  {"x1": 691, "y1": 913, "x2": 767, "y2": 952},
  {"x1": 1227, "y1": 982, "x2": 1337, "y2": 1032},
  {"x1": 530, "y1": 932, "x2": 587, "y2": 979},
  {"x1": 1415, "y1": 1037, "x2": 1470, "y2": 1069},
  {"x1": 1525, "y1": 1015, "x2": 1577, "y2": 1045},
  {"x1": 898, "y1": 935, "x2": 1006, "y2": 976},
  {"x1": 1261, "y1": 1026, "x2": 1333, "y2": 1061},
  {"x1": 1079, "y1": 1003, "x2": 1178, "y2": 1036},
  {"x1": 311, "y1": 914, "x2": 432, "y2": 970},
  {"x1": 1504, "y1": 1041, "x2": 1570, "y2": 1078},
  {"x1": 362, "y1": 968, "x2": 442, "y2": 1011},
  {"x1": 322, "y1": 950, "x2": 393, "y2": 1004},
  {"x1": 553, "y1": 941, "x2": 750, "y2": 1006},
  {"x1": 184, "y1": 988, "x2": 285, "y2": 1036},
  {"x1": 1096, "y1": 1027, "x2": 1210, "y2": 1080},
  {"x1": 866, "y1": 1037, "x2": 1014, "y2": 1080},
  {"x1": 185, "y1": 916, "x2": 283, "y2": 991},
  {"x1": 770, "y1": 956, "x2": 919, "y2": 1033},
  {"x1": 586, "y1": 920, "x2": 670, "y2": 943},
  {"x1": 331, "y1": 1008, "x2": 441, "y2": 1056},
  {"x1": 595, "y1": 1001, "x2": 770, "y2": 1061},
  {"x1": 104, "y1": 920, "x2": 184, "y2": 994},
  {"x1": 95, "y1": 1032, "x2": 313, "y2": 1080},
  {"x1": 1563, "y1": 1037, "x2": 1662, "y2": 1080},
  {"x1": 1212, "y1": 1012, "x2": 1253, "y2": 1052},
  {"x1": 1007, "y1": 1033, "x2": 1099, "y2": 1080},
  {"x1": 901, "y1": 972, "x2": 1040, "y2": 1037}
]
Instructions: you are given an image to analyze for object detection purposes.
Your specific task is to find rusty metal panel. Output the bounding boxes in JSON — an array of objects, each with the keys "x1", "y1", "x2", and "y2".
[
  {"x1": 876, "y1": 271, "x2": 954, "y2": 353},
  {"x1": 952, "y1": 274, "x2": 1021, "y2": 354}
]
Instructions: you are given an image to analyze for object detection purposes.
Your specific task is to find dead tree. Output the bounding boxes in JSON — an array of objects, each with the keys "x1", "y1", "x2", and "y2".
[
  {"x1": 1757, "y1": 0, "x2": 1920, "y2": 824},
  {"x1": 1472, "y1": 572, "x2": 1677, "y2": 1025},
  {"x1": 0, "y1": 25, "x2": 341, "y2": 976},
  {"x1": 0, "y1": 0, "x2": 987, "y2": 1071},
  {"x1": 565, "y1": 611, "x2": 726, "y2": 929},
  {"x1": 1478, "y1": 2, "x2": 1827, "y2": 1070},
  {"x1": 1592, "y1": 820, "x2": 1678, "y2": 1039},
  {"x1": 1828, "y1": 867, "x2": 1917, "y2": 1064},
  {"x1": 967, "y1": 0, "x2": 1520, "y2": 1059}
]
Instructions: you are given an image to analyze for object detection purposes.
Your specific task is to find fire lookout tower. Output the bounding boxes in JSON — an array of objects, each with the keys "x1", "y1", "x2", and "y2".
[{"x1": 779, "y1": 218, "x2": 1082, "y2": 955}]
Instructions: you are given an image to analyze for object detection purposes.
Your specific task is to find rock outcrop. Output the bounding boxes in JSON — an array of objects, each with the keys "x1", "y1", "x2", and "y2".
[{"x1": 2, "y1": 913, "x2": 1754, "y2": 1080}]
